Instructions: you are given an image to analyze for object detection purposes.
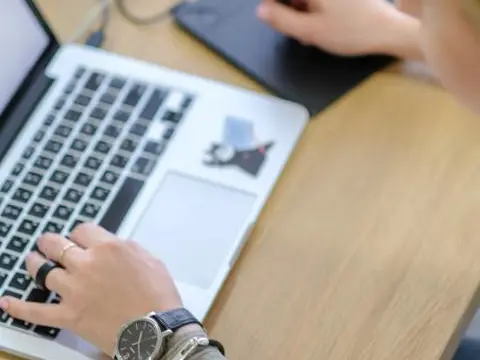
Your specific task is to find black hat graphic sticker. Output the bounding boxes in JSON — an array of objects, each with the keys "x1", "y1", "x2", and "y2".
[{"x1": 203, "y1": 117, "x2": 274, "y2": 177}]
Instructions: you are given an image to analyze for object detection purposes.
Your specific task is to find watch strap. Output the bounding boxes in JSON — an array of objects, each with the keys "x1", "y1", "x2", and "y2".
[{"x1": 153, "y1": 308, "x2": 203, "y2": 332}]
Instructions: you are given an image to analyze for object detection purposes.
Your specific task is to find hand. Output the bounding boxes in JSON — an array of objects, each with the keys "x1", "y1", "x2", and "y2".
[
  {"x1": 396, "y1": 0, "x2": 421, "y2": 18},
  {"x1": 0, "y1": 223, "x2": 182, "y2": 356},
  {"x1": 256, "y1": 0, "x2": 423, "y2": 59}
]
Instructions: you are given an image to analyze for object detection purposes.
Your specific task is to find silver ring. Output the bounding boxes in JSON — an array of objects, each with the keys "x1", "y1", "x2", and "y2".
[{"x1": 58, "y1": 243, "x2": 78, "y2": 264}]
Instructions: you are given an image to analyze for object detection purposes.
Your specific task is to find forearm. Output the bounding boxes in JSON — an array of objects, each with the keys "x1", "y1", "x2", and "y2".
[{"x1": 163, "y1": 325, "x2": 226, "y2": 360}]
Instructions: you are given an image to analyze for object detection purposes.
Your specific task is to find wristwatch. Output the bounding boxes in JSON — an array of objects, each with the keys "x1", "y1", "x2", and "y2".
[{"x1": 113, "y1": 308, "x2": 202, "y2": 360}]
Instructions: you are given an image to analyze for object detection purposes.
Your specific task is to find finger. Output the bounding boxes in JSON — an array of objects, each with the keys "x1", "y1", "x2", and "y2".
[
  {"x1": 38, "y1": 233, "x2": 85, "y2": 269},
  {"x1": 70, "y1": 222, "x2": 117, "y2": 249},
  {"x1": 0, "y1": 296, "x2": 66, "y2": 328},
  {"x1": 256, "y1": 2, "x2": 317, "y2": 42},
  {"x1": 26, "y1": 252, "x2": 71, "y2": 294}
]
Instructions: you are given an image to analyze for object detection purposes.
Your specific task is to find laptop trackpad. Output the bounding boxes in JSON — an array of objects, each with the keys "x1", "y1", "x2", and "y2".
[{"x1": 131, "y1": 172, "x2": 256, "y2": 289}]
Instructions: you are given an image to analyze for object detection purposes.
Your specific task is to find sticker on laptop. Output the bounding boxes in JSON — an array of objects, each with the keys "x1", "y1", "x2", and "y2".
[{"x1": 203, "y1": 117, "x2": 274, "y2": 177}]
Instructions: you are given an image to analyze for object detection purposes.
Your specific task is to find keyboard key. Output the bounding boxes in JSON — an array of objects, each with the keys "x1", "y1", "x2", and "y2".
[
  {"x1": 50, "y1": 170, "x2": 69, "y2": 185},
  {"x1": 0, "y1": 272, "x2": 7, "y2": 287},
  {"x1": 53, "y1": 205, "x2": 73, "y2": 221},
  {"x1": 44, "y1": 114, "x2": 55, "y2": 126},
  {"x1": 33, "y1": 129, "x2": 45, "y2": 142},
  {"x1": 74, "y1": 94, "x2": 92, "y2": 107},
  {"x1": 9, "y1": 272, "x2": 32, "y2": 291},
  {"x1": 27, "y1": 288, "x2": 50, "y2": 303},
  {"x1": 0, "y1": 309, "x2": 9, "y2": 323},
  {"x1": 34, "y1": 156, "x2": 53, "y2": 170},
  {"x1": 144, "y1": 141, "x2": 164, "y2": 156},
  {"x1": 181, "y1": 95, "x2": 193, "y2": 109},
  {"x1": 80, "y1": 203, "x2": 100, "y2": 219},
  {"x1": 7, "y1": 236, "x2": 29, "y2": 253},
  {"x1": 22, "y1": 146, "x2": 35, "y2": 160},
  {"x1": 100, "y1": 170, "x2": 118, "y2": 185},
  {"x1": 123, "y1": 84, "x2": 147, "y2": 107},
  {"x1": 2, "y1": 204, "x2": 22, "y2": 220},
  {"x1": 80, "y1": 123, "x2": 98, "y2": 136},
  {"x1": 84, "y1": 156, "x2": 102, "y2": 171},
  {"x1": 120, "y1": 138, "x2": 138, "y2": 153},
  {"x1": 34, "y1": 326, "x2": 60, "y2": 339},
  {"x1": 84, "y1": 72, "x2": 105, "y2": 91},
  {"x1": 0, "y1": 253, "x2": 18, "y2": 271},
  {"x1": 54, "y1": 97, "x2": 66, "y2": 111},
  {"x1": 162, "y1": 111, "x2": 182, "y2": 123},
  {"x1": 43, "y1": 221, "x2": 64, "y2": 234},
  {"x1": 94, "y1": 140, "x2": 111, "y2": 154},
  {"x1": 17, "y1": 219, "x2": 39, "y2": 236},
  {"x1": 129, "y1": 123, "x2": 147, "y2": 137},
  {"x1": 60, "y1": 154, "x2": 78, "y2": 168},
  {"x1": 11, "y1": 163, "x2": 24, "y2": 176},
  {"x1": 140, "y1": 89, "x2": 165, "y2": 120},
  {"x1": 12, "y1": 188, "x2": 32, "y2": 203},
  {"x1": 29, "y1": 203, "x2": 49, "y2": 218},
  {"x1": 74, "y1": 172, "x2": 92, "y2": 188},
  {"x1": 132, "y1": 157, "x2": 156, "y2": 177},
  {"x1": 163, "y1": 127, "x2": 174, "y2": 140},
  {"x1": 111, "y1": 154, "x2": 129, "y2": 168},
  {"x1": 39, "y1": 186, "x2": 59, "y2": 202},
  {"x1": 91, "y1": 186, "x2": 110, "y2": 202},
  {"x1": 100, "y1": 177, "x2": 145, "y2": 233},
  {"x1": 71, "y1": 138, "x2": 88, "y2": 152},
  {"x1": 64, "y1": 109, "x2": 82, "y2": 122},
  {"x1": 1, "y1": 179, "x2": 14, "y2": 193},
  {"x1": 2, "y1": 290, "x2": 21, "y2": 299},
  {"x1": 64, "y1": 188, "x2": 84, "y2": 203},
  {"x1": 100, "y1": 92, "x2": 116, "y2": 105},
  {"x1": 113, "y1": 109, "x2": 130, "y2": 122},
  {"x1": 20, "y1": 260, "x2": 27, "y2": 271},
  {"x1": 90, "y1": 107, "x2": 107, "y2": 120},
  {"x1": 44, "y1": 140, "x2": 63, "y2": 153},
  {"x1": 0, "y1": 221, "x2": 12, "y2": 237},
  {"x1": 54, "y1": 124, "x2": 72, "y2": 138},
  {"x1": 12, "y1": 319, "x2": 33, "y2": 331},
  {"x1": 23, "y1": 171, "x2": 42, "y2": 186},
  {"x1": 63, "y1": 81, "x2": 76, "y2": 95},
  {"x1": 69, "y1": 220, "x2": 84, "y2": 233},
  {"x1": 104, "y1": 124, "x2": 121, "y2": 138},
  {"x1": 74, "y1": 67, "x2": 86, "y2": 78},
  {"x1": 109, "y1": 77, "x2": 126, "y2": 90}
]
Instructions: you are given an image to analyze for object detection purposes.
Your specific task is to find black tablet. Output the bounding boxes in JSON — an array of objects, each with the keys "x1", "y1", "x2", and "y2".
[{"x1": 172, "y1": 0, "x2": 395, "y2": 116}]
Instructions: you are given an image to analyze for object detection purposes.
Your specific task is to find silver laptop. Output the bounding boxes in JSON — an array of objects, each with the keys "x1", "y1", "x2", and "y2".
[{"x1": 0, "y1": 1, "x2": 308, "y2": 359}]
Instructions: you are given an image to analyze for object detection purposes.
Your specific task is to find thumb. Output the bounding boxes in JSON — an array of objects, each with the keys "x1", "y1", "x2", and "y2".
[{"x1": 256, "y1": 2, "x2": 315, "y2": 43}]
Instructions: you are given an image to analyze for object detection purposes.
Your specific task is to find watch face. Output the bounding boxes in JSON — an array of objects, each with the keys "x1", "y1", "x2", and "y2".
[{"x1": 116, "y1": 318, "x2": 162, "y2": 360}]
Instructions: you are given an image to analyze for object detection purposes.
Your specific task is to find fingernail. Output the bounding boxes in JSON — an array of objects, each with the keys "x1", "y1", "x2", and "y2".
[
  {"x1": 256, "y1": 4, "x2": 271, "y2": 20},
  {"x1": 0, "y1": 298, "x2": 9, "y2": 310}
]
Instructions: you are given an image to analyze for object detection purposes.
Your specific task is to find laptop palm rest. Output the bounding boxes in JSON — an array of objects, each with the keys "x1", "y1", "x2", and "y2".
[{"x1": 131, "y1": 172, "x2": 256, "y2": 289}]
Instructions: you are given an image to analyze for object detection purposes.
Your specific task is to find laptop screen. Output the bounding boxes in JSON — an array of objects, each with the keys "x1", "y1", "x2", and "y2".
[{"x1": 0, "y1": 0, "x2": 50, "y2": 116}]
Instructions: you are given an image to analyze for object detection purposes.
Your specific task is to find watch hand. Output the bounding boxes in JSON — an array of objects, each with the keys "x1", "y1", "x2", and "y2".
[{"x1": 132, "y1": 336, "x2": 158, "y2": 346}]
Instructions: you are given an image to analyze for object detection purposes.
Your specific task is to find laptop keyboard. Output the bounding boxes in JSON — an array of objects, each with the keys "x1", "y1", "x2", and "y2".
[{"x1": 0, "y1": 66, "x2": 194, "y2": 338}]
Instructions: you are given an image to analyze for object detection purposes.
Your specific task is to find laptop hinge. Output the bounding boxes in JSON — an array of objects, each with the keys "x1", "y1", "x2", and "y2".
[{"x1": 0, "y1": 73, "x2": 55, "y2": 162}]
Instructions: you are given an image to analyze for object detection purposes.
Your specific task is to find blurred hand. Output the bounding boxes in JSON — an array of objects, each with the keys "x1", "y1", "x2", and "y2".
[
  {"x1": 0, "y1": 223, "x2": 182, "y2": 355},
  {"x1": 256, "y1": 0, "x2": 419, "y2": 57},
  {"x1": 396, "y1": 0, "x2": 422, "y2": 17}
]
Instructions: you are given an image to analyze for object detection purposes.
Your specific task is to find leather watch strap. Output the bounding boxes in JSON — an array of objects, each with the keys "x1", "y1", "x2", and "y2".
[{"x1": 153, "y1": 308, "x2": 203, "y2": 331}]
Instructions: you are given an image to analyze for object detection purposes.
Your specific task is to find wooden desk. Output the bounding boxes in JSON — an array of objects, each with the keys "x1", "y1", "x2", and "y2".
[{"x1": 4, "y1": 1, "x2": 480, "y2": 359}]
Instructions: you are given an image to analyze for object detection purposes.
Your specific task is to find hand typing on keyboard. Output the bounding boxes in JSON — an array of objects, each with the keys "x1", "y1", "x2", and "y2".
[{"x1": 0, "y1": 223, "x2": 182, "y2": 356}]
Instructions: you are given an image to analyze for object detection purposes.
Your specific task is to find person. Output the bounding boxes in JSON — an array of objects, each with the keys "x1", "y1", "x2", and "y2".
[{"x1": 1, "y1": 0, "x2": 480, "y2": 359}]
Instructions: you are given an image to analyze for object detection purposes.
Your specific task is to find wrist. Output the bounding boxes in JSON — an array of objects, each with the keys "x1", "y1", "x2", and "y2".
[
  {"x1": 375, "y1": 8, "x2": 424, "y2": 61},
  {"x1": 163, "y1": 324, "x2": 221, "y2": 360}
]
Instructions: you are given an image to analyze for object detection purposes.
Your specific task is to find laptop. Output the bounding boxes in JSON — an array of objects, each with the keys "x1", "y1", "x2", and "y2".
[{"x1": 0, "y1": 1, "x2": 308, "y2": 359}]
